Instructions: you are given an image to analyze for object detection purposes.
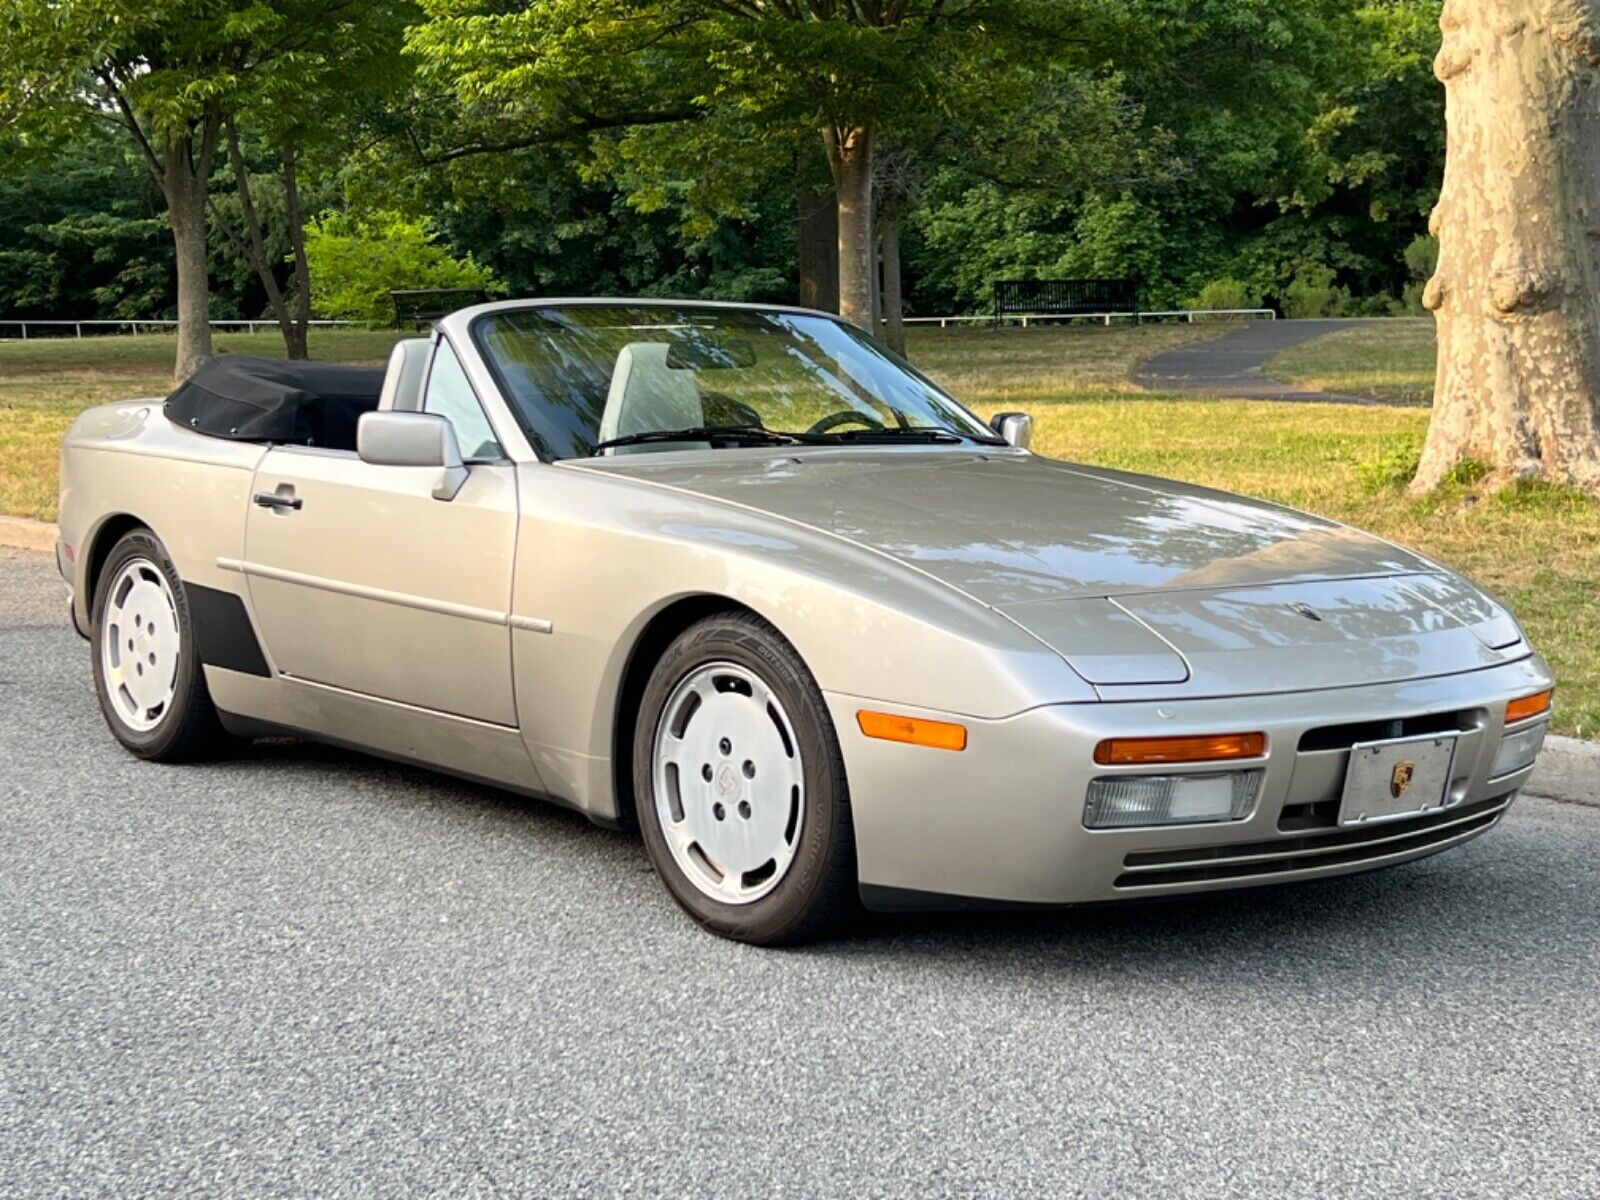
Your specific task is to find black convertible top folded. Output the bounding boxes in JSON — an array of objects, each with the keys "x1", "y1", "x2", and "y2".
[{"x1": 164, "y1": 355, "x2": 385, "y2": 450}]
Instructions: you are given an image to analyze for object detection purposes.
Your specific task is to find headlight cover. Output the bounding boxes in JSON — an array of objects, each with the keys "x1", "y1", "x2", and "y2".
[{"x1": 1084, "y1": 770, "x2": 1262, "y2": 830}]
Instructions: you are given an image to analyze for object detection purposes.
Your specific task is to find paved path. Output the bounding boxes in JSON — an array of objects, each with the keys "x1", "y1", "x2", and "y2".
[
  {"x1": 1138, "y1": 318, "x2": 1409, "y2": 404},
  {"x1": 2, "y1": 548, "x2": 1598, "y2": 1197}
]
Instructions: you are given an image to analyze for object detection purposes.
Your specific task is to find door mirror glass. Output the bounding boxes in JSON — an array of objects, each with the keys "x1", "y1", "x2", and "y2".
[{"x1": 356, "y1": 411, "x2": 469, "y2": 500}]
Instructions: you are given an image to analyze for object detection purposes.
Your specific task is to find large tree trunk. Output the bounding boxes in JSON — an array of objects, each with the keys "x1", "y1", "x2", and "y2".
[
  {"x1": 880, "y1": 201, "x2": 906, "y2": 356},
  {"x1": 1416, "y1": 0, "x2": 1600, "y2": 493},
  {"x1": 282, "y1": 139, "x2": 312, "y2": 359},
  {"x1": 797, "y1": 185, "x2": 840, "y2": 312},
  {"x1": 225, "y1": 122, "x2": 306, "y2": 359},
  {"x1": 162, "y1": 134, "x2": 216, "y2": 383},
  {"x1": 823, "y1": 125, "x2": 875, "y2": 328}
]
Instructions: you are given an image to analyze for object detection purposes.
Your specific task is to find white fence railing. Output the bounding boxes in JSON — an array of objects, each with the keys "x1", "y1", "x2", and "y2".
[
  {"x1": 0, "y1": 318, "x2": 355, "y2": 339},
  {"x1": 905, "y1": 308, "x2": 1276, "y2": 328}
]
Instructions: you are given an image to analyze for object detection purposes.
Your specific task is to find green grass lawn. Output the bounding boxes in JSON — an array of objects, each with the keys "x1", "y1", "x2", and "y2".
[
  {"x1": 1001, "y1": 398, "x2": 1599, "y2": 739},
  {"x1": 0, "y1": 329, "x2": 405, "y2": 523},
  {"x1": 1267, "y1": 318, "x2": 1437, "y2": 405},
  {"x1": 906, "y1": 321, "x2": 1220, "y2": 399},
  {"x1": 3, "y1": 321, "x2": 1595, "y2": 737}
]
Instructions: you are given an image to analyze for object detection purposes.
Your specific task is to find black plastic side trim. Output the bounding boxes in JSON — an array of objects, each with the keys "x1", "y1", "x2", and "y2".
[{"x1": 185, "y1": 582, "x2": 271, "y2": 677}]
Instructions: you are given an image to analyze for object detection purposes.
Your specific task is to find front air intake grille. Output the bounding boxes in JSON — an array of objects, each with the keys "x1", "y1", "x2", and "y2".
[
  {"x1": 1297, "y1": 708, "x2": 1482, "y2": 754},
  {"x1": 1113, "y1": 794, "x2": 1511, "y2": 889}
]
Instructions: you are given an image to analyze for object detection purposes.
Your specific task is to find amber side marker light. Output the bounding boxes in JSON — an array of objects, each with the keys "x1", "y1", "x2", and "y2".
[
  {"x1": 1505, "y1": 689, "x2": 1554, "y2": 724},
  {"x1": 1094, "y1": 732, "x2": 1267, "y2": 766},
  {"x1": 857, "y1": 710, "x2": 968, "y2": 752}
]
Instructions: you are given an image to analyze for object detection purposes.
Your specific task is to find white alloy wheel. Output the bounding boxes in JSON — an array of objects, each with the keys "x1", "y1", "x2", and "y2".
[
  {"x1": 99, "y1": 556, "x2": 181, "y2": 733},
  {"x1": 651, "y1": 661, "x2": 806, "y2": 904}
]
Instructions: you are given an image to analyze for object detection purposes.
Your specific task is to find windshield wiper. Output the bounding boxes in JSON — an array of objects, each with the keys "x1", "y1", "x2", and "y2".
[
  {"x1": 590, "y1": 425, "x2": 801, "y2": 455},
  {"x1": 806, "y1": 427, "x2": 971, "y2": 445}
]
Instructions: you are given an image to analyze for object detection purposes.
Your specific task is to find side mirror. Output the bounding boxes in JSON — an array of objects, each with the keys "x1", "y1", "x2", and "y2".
[
  {"x1": 990, "y1": 411, "x2": 1033, "y2": 450},
  {"x1": 357, "y1": 410, "x2": 469, "y2": 501}
]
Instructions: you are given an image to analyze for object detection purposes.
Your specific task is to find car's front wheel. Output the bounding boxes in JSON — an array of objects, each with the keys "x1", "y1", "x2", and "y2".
[
  {"x1": 91, "y1": 529, "x2": 232, "y2": 762},
  {"x1": 634, "y1": 613, "x2": 856, "y2": 944}
]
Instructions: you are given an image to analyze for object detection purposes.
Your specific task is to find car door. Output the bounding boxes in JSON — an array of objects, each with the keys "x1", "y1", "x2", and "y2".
[{"x1": 241, "y1": 339, "x2": 520, "y2": 726}]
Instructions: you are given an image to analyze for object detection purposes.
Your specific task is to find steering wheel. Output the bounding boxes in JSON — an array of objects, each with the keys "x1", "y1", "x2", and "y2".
[{"x1": 805, "y1": 410, "x2": 887, "y2": 436}]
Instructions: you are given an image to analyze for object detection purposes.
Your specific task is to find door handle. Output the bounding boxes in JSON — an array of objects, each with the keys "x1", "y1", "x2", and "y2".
[{"x1": 253, "y1": 491, "x2": 303, "y2": 511}]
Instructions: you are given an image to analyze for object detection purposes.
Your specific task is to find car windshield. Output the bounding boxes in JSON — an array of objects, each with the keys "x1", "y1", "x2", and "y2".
[{"x1": 470, "y1": 304, "x2": 999, "y2": 460}]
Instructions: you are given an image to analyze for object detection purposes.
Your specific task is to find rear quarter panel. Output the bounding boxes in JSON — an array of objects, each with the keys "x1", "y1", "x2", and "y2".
[{"x1": 61, "y1": 402, "x2": 265, "y2": 627}]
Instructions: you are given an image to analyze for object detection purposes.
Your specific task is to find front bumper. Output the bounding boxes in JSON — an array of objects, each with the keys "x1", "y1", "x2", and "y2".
[
  {"x1": 55, "y1": 539, "x2": 88, "y2": 639},
  {"x1": 829, "y1": 655, "x2": 1553, "y2": 910}
]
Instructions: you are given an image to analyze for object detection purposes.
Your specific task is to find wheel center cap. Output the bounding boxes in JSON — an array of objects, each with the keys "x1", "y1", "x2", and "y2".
[{"x1": 716, "y1": 764, "x2": 740, "y2": 797}]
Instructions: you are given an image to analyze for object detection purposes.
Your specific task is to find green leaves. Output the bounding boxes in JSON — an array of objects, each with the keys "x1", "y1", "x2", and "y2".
[
  {"x1": 404, "y1": 0, "x2": 1095, "y2": 234},
  {"x1": 303, "y1": 209, "x2": 502, "y2": 323}
]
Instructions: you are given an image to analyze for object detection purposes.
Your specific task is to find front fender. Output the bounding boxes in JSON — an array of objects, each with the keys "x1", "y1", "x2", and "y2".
[{"x1": 508, "y1": 463, "x2": 1093, "y2": 815}]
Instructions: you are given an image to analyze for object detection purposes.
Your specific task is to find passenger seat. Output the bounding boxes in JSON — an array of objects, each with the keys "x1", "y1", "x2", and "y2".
[{"x1": 597, "y1": 343, "x2": 705, "y2": 453}]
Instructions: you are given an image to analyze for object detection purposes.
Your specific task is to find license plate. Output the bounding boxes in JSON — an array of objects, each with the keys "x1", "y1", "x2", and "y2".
[{"x1": 1338, "y1": 733, "x2": 1457, "y2": 826}]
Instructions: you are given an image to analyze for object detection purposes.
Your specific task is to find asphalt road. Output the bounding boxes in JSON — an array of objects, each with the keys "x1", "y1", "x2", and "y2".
[
  {"x1": 3, "y1": 547, "x2": 1598, "y2": 1198},
  {"x1": 1137, "y1": 318, "x2": 1407, "y2": 404}
]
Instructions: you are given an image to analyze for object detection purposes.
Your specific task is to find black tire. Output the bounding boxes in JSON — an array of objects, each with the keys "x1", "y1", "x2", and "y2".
[
  {"x1": 90, "y1": 528, "x2": 233, "y2": 762},
  {"x1": 633, "y1": 612, "x2": 857, "y2": 945}
]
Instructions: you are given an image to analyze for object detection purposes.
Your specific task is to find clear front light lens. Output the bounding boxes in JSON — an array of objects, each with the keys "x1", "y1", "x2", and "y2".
[
  {"x1": 1491, "y1": 720, "x2": 1547, "y2": 780},
  {"x1": 1084, "y1": 770, "x2": 1261, "y2": 830}
]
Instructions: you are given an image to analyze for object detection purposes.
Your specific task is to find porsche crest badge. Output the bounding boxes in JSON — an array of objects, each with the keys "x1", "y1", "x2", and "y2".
[{"x1": 1390, "y1": 761, "x2": 1415, "y2": 799}]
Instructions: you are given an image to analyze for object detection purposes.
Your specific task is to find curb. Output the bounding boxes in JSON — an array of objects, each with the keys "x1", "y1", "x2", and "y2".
[
  {"x1": 1527, "y1": 735, "x2": 1600, "y2": 808},
  {"x1": 0, "y1": 515, "x2": 56, "y2": 555},
  {"x1": 0, "y1": 512, "x2": 1595, "y2": 808}
]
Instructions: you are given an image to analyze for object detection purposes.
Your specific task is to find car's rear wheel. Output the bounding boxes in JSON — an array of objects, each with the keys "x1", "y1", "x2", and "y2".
[
  {"x1": 634, "y1": 613, "x2": 856, "y2": 944},
  {"x1": 91, "y1": 529, "x2": 232, "y2": 762}
]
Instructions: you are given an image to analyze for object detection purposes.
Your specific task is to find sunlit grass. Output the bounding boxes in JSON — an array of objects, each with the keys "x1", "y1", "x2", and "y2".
[
  {"x1": 1267, "y1": 318, "x2": 1437, "y2": 405},
  {"x1": 0, "y1": 330, "x2": 404, "y2": 521}
]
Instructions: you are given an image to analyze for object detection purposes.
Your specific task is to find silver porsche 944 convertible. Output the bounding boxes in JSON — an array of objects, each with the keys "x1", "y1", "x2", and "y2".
[{"x1": 57, "y1": 299, "x2": 1554, "y2": 943}]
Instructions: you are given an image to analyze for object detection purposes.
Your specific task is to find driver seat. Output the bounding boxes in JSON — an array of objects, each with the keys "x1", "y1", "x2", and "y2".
[{"x1": 597, "y1": 342, "x2": 705, "y2": 454}]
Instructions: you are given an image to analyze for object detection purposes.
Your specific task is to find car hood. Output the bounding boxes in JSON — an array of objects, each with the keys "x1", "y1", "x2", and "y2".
[
  {"x1": 582, "y1": 448, "x2": 1525, "y2": 694},
  {"x1": 587, "y1": 448, "x2": 1430, "y2": 602}
]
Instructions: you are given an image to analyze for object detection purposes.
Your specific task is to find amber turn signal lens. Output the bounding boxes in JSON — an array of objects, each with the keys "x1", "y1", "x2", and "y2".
[
  {"x1": 1505, "y1": 689, "x2": 1553, "y2": 724},
  {"x1": 857, "y1": 710, "x2": 968, "y2": 752},
  {"x1": 1094, "y1": 732, "x2": 1267, "y2": 766}
]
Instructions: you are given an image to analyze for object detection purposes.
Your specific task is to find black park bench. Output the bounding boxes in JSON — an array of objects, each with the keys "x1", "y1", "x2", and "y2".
[
  {"x1": 992, "y1": 279, "x2": 1141, "y2": 326},
  {"x1": 390, "y1": 288, "x2": 491, "y2": 330}
]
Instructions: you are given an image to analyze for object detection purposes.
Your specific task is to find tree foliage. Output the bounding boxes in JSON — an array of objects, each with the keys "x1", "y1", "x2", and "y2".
[
  {"x1": 0, "y1": 0, "x2": 1451, "y2": 331},
  {"x1": 0, "y1": 130, "x2": 173, "y2": 319},
  {"x1": 303, "y1": 209, "x2": 501, "y2": 324},
  {"x1": 407, "y1": 0, "x2": 1099, "y2": 321}
]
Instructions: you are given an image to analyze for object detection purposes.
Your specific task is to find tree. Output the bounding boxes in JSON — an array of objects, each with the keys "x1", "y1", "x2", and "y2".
[
  {"x1": 409, "y1": 0, "x2": 1085, "y2": 327},
  {"x1": 222, "y1": 120, "x2": 311, "y2": 356},
  {"x1": 0, "y1": 3, "x2": 263, "y2": 377},
  {"x1": 0, "y1": 0, "x2": 410, "y2": 378},
  {"x1": 1414, "y1": 0, "x2": 1600, "y2": 493},
  {"x1": 220, "y1": 1, "x2": 413, "y2": 357},
  {"x1": 874, "y1": 143, "x2": 922, "y2": 354}
]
